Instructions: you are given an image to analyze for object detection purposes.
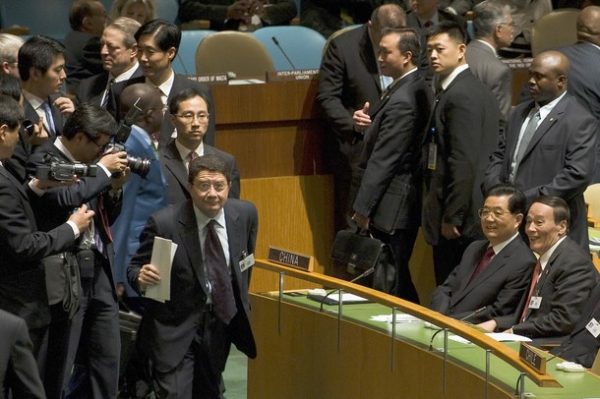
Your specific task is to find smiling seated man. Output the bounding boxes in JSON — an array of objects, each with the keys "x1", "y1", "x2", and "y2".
[{"x1": 430, "y1": 184, "x2": 535, "y2": 323}]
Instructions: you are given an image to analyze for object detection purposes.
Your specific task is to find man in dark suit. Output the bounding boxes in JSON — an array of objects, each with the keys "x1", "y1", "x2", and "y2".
[
  {"x1": 178, "y1": 0, "x2": 297, "y2": 31},
  {"x1": 129, "y1": 19, "x2": 216, "y2": 147},
  {"x1": 27, "y1": 105, "x2": 128, "y2": 399},
  {"x1": 559, "y1": 6, "x2": 600, "y2": 182},
  {"x1": 0, "y1": 310, "x2": 45, "y2": 399},
  {"x1": 550, "y1": 284, "x2": 600, "y2": 368},
  {"x1": 422, "y1": 21, "x2": 501, "y2": 285},
  {"x1": 129, "y1": 154, "x2": 257, "y2": 398},
  {"x1": 0, "y1": 94, "x2": 94, "y2": 364},
  {"x1": 351, "y1": 27, "x2": 429, "y2": 302},
  {"x1": 317, "y1": 4, "x2": 406, "y2": 231},
  {"x1": 64, "y1": 0, "x2": 107, "y2": 94},
  {"x1": 162, "y1": 87, "x2": 240, "y2": 205},
  {"x1": 77, "y1": 17, "x2": 143, "y2": 118},
  {"x1": 478, "y1": 196, "x2": 598, "y2": 340},
  {"x1": 431, "y1": 185, "x2": 536, "y2": 323},
  {"x1": 466, "y1": 1, "x2": 514, "y2": 120},
  {"x1": 483, "y1": 51, "x2": 597, "y2": 250}
]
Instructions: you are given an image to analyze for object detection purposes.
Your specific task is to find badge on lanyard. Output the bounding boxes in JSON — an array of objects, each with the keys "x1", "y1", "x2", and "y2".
[
  {"x1": 528, "y1": 296, "x2": 542, "y2": 310},
  {"x1": 586, "y1": 318, "x2": 600, "y2": 338},
  {"x1": 239, "y1": 252, "x2": 255, "y2": 272}
]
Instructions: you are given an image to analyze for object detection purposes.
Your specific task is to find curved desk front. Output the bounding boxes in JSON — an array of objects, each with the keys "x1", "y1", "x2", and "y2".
[{"x1": 248, "y1": 260, "x2": 600, "y2": 399}]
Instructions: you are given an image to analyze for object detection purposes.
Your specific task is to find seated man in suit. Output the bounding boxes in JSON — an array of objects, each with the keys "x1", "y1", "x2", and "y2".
[
  {"x1": 77, "y1": 17, "x2": 142, "y2": 116},
  {"x1": 478, "y1": 196, "x2": 598, "y2": 341},
  {"x1": 129, "y1": 154, "x2": 258, "y2": 398},
  {"x1": 130, "y1": 19, "x2": 216, "y2": 147},
  {"x1": 550, "y1": 284, "x2": 600, "y2": 368},
  {"x1": 162, "y1": 87, "x2": 240, "y2": 205},
  {"x1": 0, "y1": 310, "x2": 45, "y2": 399},
  {"x1": 430, "y1": 184, "x2": 536, "y2": 323},
  {"x1": 178, "y1": 0, "x2": 297, "y2": 31},
  {"x1": 466, "y1": 0, "x2": 513, "y2": 121}
]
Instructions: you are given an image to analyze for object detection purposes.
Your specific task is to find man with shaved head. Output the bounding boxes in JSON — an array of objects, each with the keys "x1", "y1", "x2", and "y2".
[
  {"x1": 484, "y1": 50, "x2": 598, "y2": 250},
  {"x1": 559, "y1": 6, "x2": 600, "y2": 181}
]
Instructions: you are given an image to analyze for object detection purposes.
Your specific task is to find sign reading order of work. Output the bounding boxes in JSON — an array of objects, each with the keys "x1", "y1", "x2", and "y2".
[
  {"x1": 519, "y1": 342, "x2": 547, "y2": 374},
  {"x1": 268, "y1": 247, "x2": 313, "y2": 272}
]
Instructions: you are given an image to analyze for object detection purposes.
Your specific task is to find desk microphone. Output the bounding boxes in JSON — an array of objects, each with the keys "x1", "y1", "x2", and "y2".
[
  {"x1": 318, "y1": 266, "x2": 375, "y2": 312},
  {"x1": 428, "y1": 306, "x2": 487, "y2": 351},
  {"x1": 271, "y1": 36, "x2": 296, "y2": 70}
]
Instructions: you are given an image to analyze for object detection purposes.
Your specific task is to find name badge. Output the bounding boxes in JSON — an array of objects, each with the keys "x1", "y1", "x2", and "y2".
[
  {"x1": 586, "y1": 318, "x2": 600, "y2": 338},
  {"x1": 528, "y1": 296, "x2": 542, "y2": 310},
  {"x1": 427, "y1": 142, "x2": 437, "y2": 170},
  {"x1": 239, "y1": 253, "x2": 255, "y2": 272}
]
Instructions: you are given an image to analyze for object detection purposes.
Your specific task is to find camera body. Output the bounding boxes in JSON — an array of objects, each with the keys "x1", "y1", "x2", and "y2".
[
  {"x1": 111, "y1": 99, "x2": 151, "y2": 178},
  {"x1": 36, "y1": 155, "x2": 98, "y2": 181}
]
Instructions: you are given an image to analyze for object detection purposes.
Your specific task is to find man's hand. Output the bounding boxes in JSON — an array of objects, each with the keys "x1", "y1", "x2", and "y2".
[
  {"x1": 111, "y1": 167, "x2": 130, "y2": 190},
  {"x1": 68, "y1": 204, "x2": 95, "y2": 232},
  {"x1": 227, "y1": 0, "x2": 251, "y2": 19},
  {"x1": 27, "y1": 119, "x2": 49, "y2": 145},
  {"x1": 99, "y1": 151, "x2": 128, "y2": 174},
  {"x1": 476, "y1": 319, "x2": 497, "y2": 332},
  {"x1": 353, "y1": 101, "x2": 371, "y2": 132},
  {"x1": 352, "y1": 212, "x2": 370, "y2": 230},
  {"x1": 53, "y1": 97, "x2": 75, "y2": 116},
  {"x1": 441, "y1": 223, "x2": 461, "y2": 240},
  {"x1": 138, "y1": 264, "x2": 161, "y2": 289}
]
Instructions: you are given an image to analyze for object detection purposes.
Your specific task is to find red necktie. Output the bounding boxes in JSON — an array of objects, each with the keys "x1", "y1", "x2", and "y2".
[
  {"x1": 519, "y1": 260, "x2": 542, "y2": 323},
  {"x1": 469, "y1": 247, "x2": 494, "y2": 283}
]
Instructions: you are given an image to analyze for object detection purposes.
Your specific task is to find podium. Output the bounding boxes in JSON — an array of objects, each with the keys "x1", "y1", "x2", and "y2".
[{"x1": 248, "y1": 260, "x2": 600, "y2": 399}]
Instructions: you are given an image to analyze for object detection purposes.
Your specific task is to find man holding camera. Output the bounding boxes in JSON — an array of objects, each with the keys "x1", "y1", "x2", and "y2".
[{"x1": 27, "y1": 104, "x2": 128, "y2": 399}]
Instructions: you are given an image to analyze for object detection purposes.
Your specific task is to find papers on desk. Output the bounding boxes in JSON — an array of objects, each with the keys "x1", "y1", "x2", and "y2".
[
  {"x1": 306, "y1": 289, "x2": 369, "y2": 305},
  {"x1": 370, "y1": 314, "x2": 421, "y2": 324},
  {"x1": 448, "y1": 332, "x2": 532, "y2": 345},
  {"x1": 143, "y1": 237, "x2": 177, "y2": 303}
]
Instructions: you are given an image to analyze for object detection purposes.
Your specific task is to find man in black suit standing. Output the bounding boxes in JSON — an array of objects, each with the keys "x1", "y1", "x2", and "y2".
[
  {"x1": 478, "y1": 196, "x2": 598, "y2": 340},
  {"x1": 422, "y1": 21, "x2": 501, "y2": 285},
  {"x1": 129, "y1": 154, "x2": 257, "y2": 398},
  {"x1": 130, "y1": 19, "x2": 216, "y2": 147},
  {"x1": 351, "y1": 27, "x2": 429, "y2": 302},
  {"x1": 431, "y1": 185, "x2": 536, "y2": 323},
  {"x1": 484, "y1": 51, "x2": 597, "y2": 250},
  {"x1": 317, "y1": 4, "x2": 406, "y2": 231},
  {"x1": 0, "y1": 310, "x2": 45, "y2": 399},
  {"x1": 77, "y1": 17, "x2": 143, "y2": 117},
  {"x1": 559, "y1": 5, "x2": 600, "y2": 182},
  {"x1": 162, "y1": 87, "x2": 240, "y2": 205},
  {"x1": 27, "y1": 105, "x2": 128, "y2": 399}
]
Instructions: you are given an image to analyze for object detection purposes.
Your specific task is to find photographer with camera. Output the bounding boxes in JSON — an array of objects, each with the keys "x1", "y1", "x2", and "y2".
[{"x1": 26, "y1": 104, "x2": 128, "y2": 399}]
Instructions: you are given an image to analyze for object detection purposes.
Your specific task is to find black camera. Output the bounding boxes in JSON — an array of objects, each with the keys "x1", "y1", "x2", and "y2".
[
  {"x1": 36, "y1": 155, "x2": 98, "y2": 181},
  {"x1": 110, "y1": 98, "x2": 151, "y2": 178}
]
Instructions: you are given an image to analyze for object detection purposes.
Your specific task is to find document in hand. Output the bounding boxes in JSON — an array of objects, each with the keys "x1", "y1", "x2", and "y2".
[{"x1": 144, "y1": 236, "x2": 177, "y2": 303}]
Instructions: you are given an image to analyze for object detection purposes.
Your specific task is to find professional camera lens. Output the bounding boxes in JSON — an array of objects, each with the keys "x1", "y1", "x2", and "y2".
[{"x1": 127, "y1": 155, "x2": 151, "y2": 178}]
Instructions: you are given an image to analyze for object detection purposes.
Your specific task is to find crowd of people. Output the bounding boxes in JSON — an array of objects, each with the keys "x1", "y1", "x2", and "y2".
[{"x1": 1, "y1": 0, "x2": 600, "y2": 398}]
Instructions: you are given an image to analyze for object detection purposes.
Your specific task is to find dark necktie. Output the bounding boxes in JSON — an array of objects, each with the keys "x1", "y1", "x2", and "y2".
[
  {"x1": 41, "y1": 101, "x2": 56, "y2": 137},
  {"x1": 519, "y1": 260, "x2": 542, "y2": 323},
  {"x1": 468, "y1": 246, "x2": 494, "y2": 283},
  {"x1": 205, "y1": 220, "x2": 237, "y2": 324},
  {"x1": 101, "y1": 78, "x2": 115, "y2": 109},
  {"x1": 512, "y1": 109, "x2": 540, "y2": 181},
  {"x1": 95, "y1": 194, "x2": 113, "y2": 255},
  {"x1": 424, "y1": 20, "x2": 433, "y2": 28}
]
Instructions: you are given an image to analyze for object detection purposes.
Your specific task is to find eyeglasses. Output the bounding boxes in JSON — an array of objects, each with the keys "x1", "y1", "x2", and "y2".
[
  {"x1": 174, "y1": 112, "x2": 210, "y2": 123},
  {"x1": 193, "y1": 180, "x2": 227, "y2": 192},
  {"x1": 478, "y1": 208, "x2": 509, "y2": 219}
]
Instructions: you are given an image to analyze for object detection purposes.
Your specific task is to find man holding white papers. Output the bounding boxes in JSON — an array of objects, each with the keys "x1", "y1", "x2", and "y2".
[
  {"x1": 478, "y1": 196, "x2": 598, "y2": 341},
  {"x1": 129, "y1": 154, "x2": 257, "y2": 399}
]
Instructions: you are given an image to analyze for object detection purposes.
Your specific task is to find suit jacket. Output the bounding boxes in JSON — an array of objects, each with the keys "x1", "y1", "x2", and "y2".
[
  {"x1": 422, "y1": 68, "x2": 501, "y2": 245},
  {"x1": 0, "y1": 310, "x2": 45, "y2": 399},
  {"x1": 430, "y1": 237, "x2": 535, "y2": 323},
  {"x1": 466, "y1": 39, "x2": 512, "y2": 120},
  {"x1": 161, "y1": 139, "x2": 240, "y2": 205},
  {"x1": 178, "y1": 0, "x2": 297, "y2": 29},
  {"x1": 551, "y1": 284, "x2": 600, "y2": 368},
  {"x1": 64, "y1": 30, "x2": 104, "y2": 94},
  {"x1": 496, "y1": 237, "x2": 599, "y2": 338},
  {"x1": 483, "y1": 94, "x2": 597, "y2": 249},
  {"x1": 26, "y1": 140, "x2": 122, "y2": 293},
  {"x1": 128, "y1": 199, "x2": 257, "y2": 372},
  {"x1": 0, "y1": 165, "x2": 76, "y2": 330},
  {"x1": 111, "y1": 125, "x2": 168, "y2": 291},
  {"x1": 352, "y1": 71, "x2": 431, "y2": 231}
]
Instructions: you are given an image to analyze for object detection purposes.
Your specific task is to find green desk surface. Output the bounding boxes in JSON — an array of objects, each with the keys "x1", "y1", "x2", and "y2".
[{"x1": 268, "y1": 292, "x2": 600, "y2": 399}]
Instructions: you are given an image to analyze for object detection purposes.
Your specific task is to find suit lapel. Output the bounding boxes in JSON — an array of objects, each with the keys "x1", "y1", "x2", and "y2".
[
  {"x1": 507, "y1": 102, "x2": 536, "y2": 162},
  {"x1": 519, "y1": 96, "x2": 567, "y2": 163},
  {"x1": 162, "y1": 141, "x2": 189, "y2": 192},
  {"x1": 224, "y1": 202, "x2": 244, "y2": 293},
  {"x1": 452, "y1": 242, "x2": 488, "y2": 303},
  {"x1": 369, "y1": 73, "x2": 414, "y2": 117},
  {"x1": 178, "y1": 201, "x2": 209, "y2": 296},
  {"x1": 358, "y1": 27, "x2": 382, "y2": 95}
]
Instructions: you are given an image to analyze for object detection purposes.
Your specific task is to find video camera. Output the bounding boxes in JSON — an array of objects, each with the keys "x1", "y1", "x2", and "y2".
[{"x1": 36, "y1": 154, "x2": 98, "y2": 181}]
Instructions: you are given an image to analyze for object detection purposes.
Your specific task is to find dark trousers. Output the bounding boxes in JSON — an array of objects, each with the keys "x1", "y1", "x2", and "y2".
[
  {"x1": 64, "y1": 258, "x2": 120, "y2": 399},
  {"x1": 42, "y1": 304, "x2": 75, "y2": 399},
  {"x1": 432, "y1": 236, "x2": 473, "y2": 286}
]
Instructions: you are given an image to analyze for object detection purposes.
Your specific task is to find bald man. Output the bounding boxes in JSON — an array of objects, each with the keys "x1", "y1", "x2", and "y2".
[
  {"x1": 484, "y1": 51, "x2": 598, "y2": 249},
  {"x1": 559, "y1": 6, "x2": 600, "y2": 182}
]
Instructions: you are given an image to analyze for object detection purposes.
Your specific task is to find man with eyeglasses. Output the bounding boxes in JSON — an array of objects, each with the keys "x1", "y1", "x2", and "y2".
[
  {"x1": 430, "y1": 184, "x2": 535, "y2": 323},
  {"x1": 26, "y1": 104, "x2": 128, "y2": 399},
  {"x1": 77, "y1": 17, "x2": 143, "y2": 117},
  {"x1": 162, "y1": 87, "x2": 239, "y2": 205},
  {"x1": 0, "y1": 33, "x2": 24, "y2": 77},
  {"x1": 477, "y1": 196, "x2": 598, "y2": 343},
  {"x1": 129, "y1": 153, "x2": 257, "y2": 398}
]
